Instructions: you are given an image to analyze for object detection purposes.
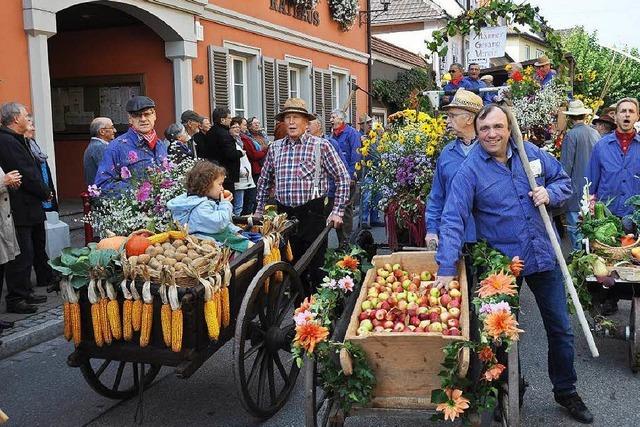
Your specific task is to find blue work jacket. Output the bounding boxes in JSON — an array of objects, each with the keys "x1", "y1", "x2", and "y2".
[
  {"x1": 426, "y1": 138, "x2": 477, "y2": 243},
  {"x1": 462, "y1": 77, "x2": 492, "y2": 104},
  {"x1": 537, "y1": 70, "x2": 556, "y2": 87},
  {"x1": 587, "y1": 131, "x2": 640, "y2": 217},
  {"x1": 94, "y1": 127, "x2": 168, "y2": 192},
  {"x1": 443, "y1": 79, "x2": 472, "y2": 92},
  {"x1": 330, "y1": 125, "x2": 361, "y2": 179},
  {"x1": 436, "y1": 139, "x2": 572, "y2": 276}
]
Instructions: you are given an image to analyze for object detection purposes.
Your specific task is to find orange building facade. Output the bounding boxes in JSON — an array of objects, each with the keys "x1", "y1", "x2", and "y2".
[{"x1": 0, "y1": 0, "x2": 369, "y2": 199}]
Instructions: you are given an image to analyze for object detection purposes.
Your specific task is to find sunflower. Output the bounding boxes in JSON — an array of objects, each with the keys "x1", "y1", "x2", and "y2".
[
  {"x1": 294, "y1": 321, "x2": 329, "y2": 353},
  {"x1": 509, "y1": 256, "x2": 524, "y2": 277},
  {"x1": 477, "y1": 345, "x2": 495, "y2": 362},
  {"x1": 435, "y1": 388, "x2": 470, "y2": 421},
  {"x1": 477, "y1": 271, "x2": 518, "y2": 298},
  {"x1": 337, "y1": 255, "x2": 359, "y2": 271},
  {"x1": 483, "y1": 363, "x2": 506, "y2": 381},
  {"x1": 483, "y1": 309, "x2": 523, "y2": 341}
]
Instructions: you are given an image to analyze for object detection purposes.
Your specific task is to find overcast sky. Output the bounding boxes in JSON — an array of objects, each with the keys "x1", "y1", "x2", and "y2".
[{"x1": 525, "y1": 0, "x2": 639, "y2": 50}]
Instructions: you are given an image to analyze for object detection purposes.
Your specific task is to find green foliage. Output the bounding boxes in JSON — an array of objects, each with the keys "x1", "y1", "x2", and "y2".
[
  {"x1": 471, "y1": 241, "x2": 512, "y2": 280},
  {"x1": 372, "y1": 68, "x2": 433, "y2": 112},
  {"x1": 49, "y1": 245, "x2": 122, "y2": 289},
  {"x1": 567, "y1": 251, "x2": 597, "y2": 313},
  {"x1": 561, "y1": 27, "x2": 640, "y2": 106}
]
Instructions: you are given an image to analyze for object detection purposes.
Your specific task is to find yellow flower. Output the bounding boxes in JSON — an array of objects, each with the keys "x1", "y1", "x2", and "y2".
[
  {"x1": 373, "y1": 122, "x2": 383, "y2": 131},
  {"x1": 366, "y1": 160, "x2": 372, "y2": 167},
  {"x1": 369, "y1": 131, "x2": 376, "y2": 139},
  {"x1": 414, "y1": 134, "x2": 421, "y2": 143},
  {"x1": 398, "y1": 134, "x2": 405, "y2": 144},
  {"x1": 505, "y1": 64, "x2": 512, "y2": 72},
  {"x1": 576, "y1": 73, "x2": 584, "y2": 82},
  {"x1": 442, "y1": 72, "x2": 452, "y2": 82},
  {"x1": 355, "y1": 162, "x2": 362, "y2": 171},
  {"x1": 426, "y1": 145, "x2": 435, "y2": 156},
  {"x1": 418, "y1": 112, "x2": 428, "y2": 122}
]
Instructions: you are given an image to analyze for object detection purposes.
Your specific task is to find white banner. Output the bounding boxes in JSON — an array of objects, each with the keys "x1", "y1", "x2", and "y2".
[{"x1": 468, "y1": 26, "x2": 507, "y2": 66}]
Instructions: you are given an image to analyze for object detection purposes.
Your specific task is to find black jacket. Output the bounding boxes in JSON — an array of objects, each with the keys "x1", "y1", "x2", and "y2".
[
  {"x1": 202, "y1": 124, "x2": 242, "y2": 184},
  {"x1": 0, "y1": 127, "x2": 50, "y2": 226}
]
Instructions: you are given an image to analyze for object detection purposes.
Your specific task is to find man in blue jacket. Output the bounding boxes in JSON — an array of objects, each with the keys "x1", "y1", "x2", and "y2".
[
  {"x1": 329, "y1": 109, "x2": 361, "y2": 247},
  {"x1": 94, "y1": 96, "x2": 168, "y2": 192},
  {"x1": 435, "y1": 104, "x2": 593, "y2": 424},
  {"x1": 425, "y1": 89, "x2": 482, "y2": 249},
  {"x1": 442, "y1": 63, "x2": 471, "y2": 106},
  {"x1": 462, "y1": 63, "x2": 492, "y2": 105}
]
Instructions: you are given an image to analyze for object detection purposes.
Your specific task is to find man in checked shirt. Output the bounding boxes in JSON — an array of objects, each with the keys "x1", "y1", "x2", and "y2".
[{"x1": 254, "y1": 98, "x2": 350, "y2": 288}]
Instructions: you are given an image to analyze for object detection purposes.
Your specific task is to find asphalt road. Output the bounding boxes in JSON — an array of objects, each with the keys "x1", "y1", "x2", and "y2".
[{"x1": 0, "y1": 227, "x2": 638, "y2": 426}]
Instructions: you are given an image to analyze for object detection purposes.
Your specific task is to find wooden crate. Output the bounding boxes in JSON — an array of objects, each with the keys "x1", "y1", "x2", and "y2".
[{"x1": 344, "y1": 251, "x2": 470, "y2": 410}]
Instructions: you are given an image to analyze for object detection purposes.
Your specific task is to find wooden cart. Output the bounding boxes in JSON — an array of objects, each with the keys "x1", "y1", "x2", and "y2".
[
  {"x1": 66, "y1": 219, "x2": 334, "y2": 419},
  {"x1": 304, "y1": 251, "x2": 521, "y2": 426}
]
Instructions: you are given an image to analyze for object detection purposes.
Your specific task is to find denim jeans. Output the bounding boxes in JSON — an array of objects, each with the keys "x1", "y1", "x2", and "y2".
[
  {"x1": 519, "y1": 266, "x2": 577, "y2": 394},
  {"x1": 233, "y1": 189, "x2": 245, "y2": 216},
  {"x1": 359, "y1": 176, "x2": 381, "y2": 225},
  {"x1": 565, "y1": 211, "x2": 582, "y2": 251}
]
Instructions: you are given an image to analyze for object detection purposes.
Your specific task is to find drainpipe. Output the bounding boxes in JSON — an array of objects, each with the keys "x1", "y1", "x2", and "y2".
[{"x1": 366, "y1": 0, "x2": 372, "y2": 115}]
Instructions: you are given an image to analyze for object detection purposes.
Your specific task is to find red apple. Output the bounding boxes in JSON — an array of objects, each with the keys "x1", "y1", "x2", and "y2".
[
  {"x1": 448, "y1": 298, "x2": 461, "y2": 309},
  {"x1": 407, "y1": 302, "x2": 419, "y2": 317},
  {"x1": 394, "y1": 269, "x2": 404, "y2": 278},
  {"x1": 383, "y1": 320, "x2": 394, "y2": 329},
  {"x1": 440, "y1": 294, "x2": 452, "y2": 307},
  {"x1": 358, "y1": 311, "x2": 369, "y2": 321},
  {"x1": 372, "y1": 319, "x2": 382, "y2": 328},
  {"x1": 375, "y1": 309, "x2": 387, "y2": 321},
  {"x1": 449, "y1": 327, "x2": 461, "y2": 336},
  {"x1": 416, "y1": 327, "x2": 425, "y2": 333},
  {"x1": 386, "y1": 275, "x2": 395, "y2": 284},
  {"x1": 441, "y1": 327, "x2": 451, "y2": 336},
  {"x1": 410, "y1": 315, "x2": 421, "y2": 327},
  {"x1": 429, "y1": 312, "x2": 440, "y2": 322},
  {"x1": 393, "y1": 322, "x2": 405, "y2": 332},
  {"x1": 374, "y1": 325, "x2": 385, "y2": 332},
  {"x1": 412, "y1": 276, "x2": 421, "y2": 286},
  {"x1": 408, "y1": 283, "x2": 418, "y2": 292},
  {"x1": 447, "y1": 318, "x2": 460, "y2": 328},
  {"x1": 380, "y1": 301, "x2": 391, "y2": 311}
]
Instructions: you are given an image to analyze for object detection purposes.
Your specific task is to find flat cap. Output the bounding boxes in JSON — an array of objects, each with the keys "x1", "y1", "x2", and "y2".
[
  {"x1": 125, "y1": 96, "x2": 155, "y2": 113},
  {"x1": 180, "y1": 110, "x2": 204, "y2": 124}
]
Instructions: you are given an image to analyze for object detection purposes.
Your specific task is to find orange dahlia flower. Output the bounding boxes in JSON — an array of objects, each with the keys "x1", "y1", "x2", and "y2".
[
  {"x1": 295, "y1": 296, "x2": 315, "y2": 315},
  {"x1": 483, "y1": 310, "x2": 523, "y2": 341},
  {"x1": 477, "y1": 271, "x2": 518, "y2": 298},
  {"x1": 478, "y1": 345, "x2": 495, "y2": 363},
  {"x1": 483, "y1": 363, "x2": 506, "y2": 381},
  {"x1": 509, "y1": 256, "x2": 524, "y2": 277},
  {"x1": 336, "y1": 256, "x2": 359, "y2": 271},
  {"x1": 294, "y1": 321, "x2": 329, "y2": 353},
  {"x1": 435, "y1": 388, "x2": 470, "y2": 422}
]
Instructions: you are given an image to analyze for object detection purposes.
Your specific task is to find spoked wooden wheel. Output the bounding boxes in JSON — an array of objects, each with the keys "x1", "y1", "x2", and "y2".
[
  {"x1": 629, "y1": 296, "x2": 640, "y2": 373},
  {"x1": 78, "y1": 358, "x2": 161, "y2": 399},
  {"x1": 500, "y1": 340, "x2": 521, "y2": 427},
  {"x1": 234, "y1": 261, "x2": 305, "y2": 418}
]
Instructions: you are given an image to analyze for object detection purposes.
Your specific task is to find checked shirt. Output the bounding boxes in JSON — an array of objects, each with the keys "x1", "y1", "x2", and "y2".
[{"x1": 255, "y1": 132, "x2": 350, "y2": 217}]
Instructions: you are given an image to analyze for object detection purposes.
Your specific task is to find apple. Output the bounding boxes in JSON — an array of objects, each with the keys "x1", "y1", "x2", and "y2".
[
  {"x1": 368, "y1": 287, "x2": 379, "y2": 297},
  {"x1": 440, "y1": 311, "x2": 450, "y2": 323},
  {"x1": 377, "y1": 268, "x2": 389, "y2": 277},
  {"x1": 393, "y1": 322, "x2": 405, "y2": 332},
  {"x1": 357, "y1": 327, "x2": 369, "y2": 335},
  {"x1": 386, "y1": 275, "x2": 395, "y2": 284},
  {"x1": 358, "y1": 311, "x2": 369, "y2": 321},
  {"x1": 371, "y1": 297, "x2": 381, "y2": 307},
  {"x1": 447, "y1": 318, "x2": 460, "y2": 328},
  {"x1": 428, "y1": 322, "x2": 443, "y2": 333},
  {"x1": 375, "y1": 309, "x2": 387, "y2": 321},
  {"x1": 360, "y1": 319, "x2": 373, "y2": 331},
  {"x1": 384, "y1": 263, "x2": 393, "y2": 272},
  {"x1": 392, "y1": 263, "x2": 401, "y2": 271},
  {"x1": 448, "y1": 307, "x2": 461, "y2": 319},
  {"x1": 449, "y1": 327, "x2": 461, "y2": 336},
  {"x1": 393, "y1": 269, "x2": 404, "y2": 279},
  {"x1": 419, "y1": 320, "x2": 431, "y2": 329},
  {"x1": 407, "y1": 292, "x2": 418, "y2": 303},
  {"x1": 396, "y1": 291, "x2": 407, "y2": 301},
  {"x1": 378, "y1": 291, "x2": 389, "y2": 301},
  {"x1": 449, "y1": 280, "x2": 460, "y2": 290},
  {"x1": 420, "y1": 271, "x2": 432, "y2": 281},
  {"x1": 406, "y1": 301, "x2": 418, "y2": 316},
  {"x1": 411, "y1": 276, "x2": 421, "y2": 285},
  {"x1": 372, "y1": 319, "x2": 382, "y2": 328},
  {"x1": 429, "y1": 288, "x2": 441, "y2": 298},
  {"x1": 397, "y1": 300, "x2": 408, "y2": 311},
  {"x1": 361, "y1": 301, "x2": 372, "y2": 311},
  {"x1": 384, "y1": 320, "x2": 394, "y2": 329},
  {"x1": 369, "y1": 310, "x2": 377, "y2": 320},
  {"x1": 417, "y1": 306, "x2": 429, "y2": 315},
  {"x1": 441, "y1": 327, "x2": 451, "y2": 336},
  {"x1": 407, "y1": 325, "x2": 417, "y2": 332},
  {"x1": 428, "y1": 296, "x2": 439, "y2": 307},
  {"x1": 448, "y1": 298, "x2": 461, "y2": 309},
  {"x1": 380, "y1": 301, "x2": 391, "y2": 311},
  {"x1": 418, "y1": 295, "x2": 430, "y2": 307},
  {"x1": 410, "y1": 315, "x2": 421, "y2": 327},
  {"x1": 440, "y1": 294, "x2": 452, "y2": 307},
  {"x1": 374, "y1": 325, "x2": 385, "y2": 332},
  {"x1": 376, "y1": 276, "x2": 386, "y2": 285},
  {"x1": 415, "y1": 327, "x2": 425, "y2": 333},
  {"x1": 408, "y1": 283, "x2": 418, "y2": 292},
  {"x1": 429, "y1": 312, "x2": 440, "y2": 322},
  {"x1": 449, "y1": 288, "x2": 462, "y2": 298},
  {"x1": 429, "y1": 306, "x2": 442, "y2": 314}
]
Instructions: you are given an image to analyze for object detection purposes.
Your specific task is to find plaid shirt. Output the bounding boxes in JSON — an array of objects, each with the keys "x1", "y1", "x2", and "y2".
[{"x1": 255, "y1": 132, "x2": 350, "y2": 217}]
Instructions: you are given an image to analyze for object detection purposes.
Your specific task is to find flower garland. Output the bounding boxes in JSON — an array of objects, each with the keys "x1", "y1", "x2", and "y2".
[
  {"x1": 431, "y1": 241, "x2": 524, "y2": 423},
  {"x1": 328, "y1": 0, "x2": 359, "y2": 31},
  {"x1": 291, "y1": 246, "x2": 376, "y2": 413}
]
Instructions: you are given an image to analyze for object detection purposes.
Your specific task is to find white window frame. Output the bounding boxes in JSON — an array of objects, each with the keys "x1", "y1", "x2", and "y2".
[
  {"x1": 285, "y1": 55, "x2": 312, "y2": 109},
  {"x1": 329, "y1": 66, "x2": 349, "y2": 116},
  {"x1": 524, "y1": 44, "x2": 531, "y2": 60},
  {"x1": 289, "y1": 68, "x2": 300, "y2": 99},
  {"x1": 536, "y1": 49, "x2": 544, "y2": 58},
  {"x1": 223, "y1": 41, "x2": 262, "y2": 121},
  {"x1": 229, "y1": 55, "x2": 248, "y2": 118},
  {"x1": 372, "y1": 107, "x2": 388, "y2": 126}
]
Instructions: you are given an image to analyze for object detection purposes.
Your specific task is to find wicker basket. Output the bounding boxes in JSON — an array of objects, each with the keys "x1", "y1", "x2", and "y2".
[
  {"x1": 609, "y1": 261, "x2": 640, "y2": 282},
  {"x1": 590, "y1": 237, "x2": 640, "y2": 261}
]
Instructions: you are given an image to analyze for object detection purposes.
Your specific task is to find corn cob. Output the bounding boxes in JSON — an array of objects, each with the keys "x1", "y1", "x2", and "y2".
[
  {"x1": 88, "y1": 280, "x2": 104, "y2": 347},
  {"x1": 147, "y1": 231, "x2": 170, "y2": 245},
  {"x1": 263, "y1": 236, "x2": 272, "y2": 293},
  {"x1": 284, "y1": 240, "x2": 294, "y2": 262},
  {"x1": 68, "y1": 285, "x2": 82, "y2": 347},
  {"x1": 203, "y1": 279, "x2": 219, "y2": 340},
  {"x1": 140, "y1": 281, "x2": 153, "y2": 347},
  {"x1": 221, "y1": 264, "x2": 231, "y2": 328},
  {"x1": 169, "y1": 230, "x2": 187, "y2": 240},
  {"x1": 131, "y1": 281, "x2": 143, "y2": 332},
  {"x1": 121, "y1": 279, "x2": 133, "y2": 341},
  {"x1": 105, "y1": 282, "x2": 122, "y2": 340},
  {"x1": 169, "y1": 284, "x2": 183, "y2": 352},
  {"x1": 97, "y1": 280, "x2": 112, "y2": 345},
  {"x1": 273, "y1": 235, "x2": 283, "y2": 283},
  {"x1": 61, "y1": 280, "x2": 72, "y2": 341},
  {"x1": 159, "y1": 284, "x2": 172, "y2": 347}
]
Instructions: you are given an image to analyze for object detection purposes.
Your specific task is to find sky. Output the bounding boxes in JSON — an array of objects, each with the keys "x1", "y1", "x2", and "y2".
[{"x1": 525, "y1": 0, "x2": 639, "y2": 50}]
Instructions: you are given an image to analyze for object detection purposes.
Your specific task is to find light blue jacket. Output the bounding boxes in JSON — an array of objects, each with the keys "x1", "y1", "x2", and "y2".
[
  {"x1": 588, "y1": 131, "x2": 640, "y2": 217},
  {"x1": 436, "y1": 140, "x2": 571, "y2": 276},
  {"x1": 167, "y1": 194, "x2": 242, "y2": 241}
]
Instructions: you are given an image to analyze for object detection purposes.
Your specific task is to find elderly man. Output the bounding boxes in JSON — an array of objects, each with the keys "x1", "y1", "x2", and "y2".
[
  {"x1": 462, "y1": 63, "x2": 492, "y2": 104},
  {"x1": 94, "y1": 96, "x2": 168, "y2": 192},
  {"x1": 329, "y1": 109, "x2": 361, "y2": 247},
  {"x1": 534, "y1": 55, "x2": 556, "y2": 87},
  {"x1": 442, "y1": 63, "x2": 471, "y2": 105},
  {"x1": 425, "y1": 89, "x2": 482, "y2": 249},
  {"x1": 435, "y1": 104, "x2": 593, "y2": 424},
  {"x1": 0, "y1": 103, "x2": 51, "y2": 314},
  {"x1": 180, "y1": 109, "x2": 204, "y2": 157},
  {"x1": 83, "y1": 117, "x2": 115, "y2": 186},
  {"x1": 255, "y1": 98, "x2": 349, "y2": 287},
  {"x1": 559, "y1": 100, "x2": 601, "y2": 250},
  {"x1": 592, "y1": 107, "x2": 616, "y2": 136},
  {"x1": 358, "y1": 114, "x2": 372, "y2": 138}
]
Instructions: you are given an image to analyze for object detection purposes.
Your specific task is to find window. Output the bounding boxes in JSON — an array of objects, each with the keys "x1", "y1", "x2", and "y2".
[
  {"x1": 536, "y1": 49, "x2": 544, "y2": 58},
  {"x1": 289, "y1": 68, "x2": 300, "y2": 99},
  {"x1": 524, "y1": 45, "x2": 531, "y2": 60},
  {"x1": 230, "y1": 55, "x2": 248, "y2": 117},
  {"x1": 331, "y1": 75, "x2": 340, "y2": 110},
  {"x1": 372, "y1": 107, "x2": 387, "y2": 127}
]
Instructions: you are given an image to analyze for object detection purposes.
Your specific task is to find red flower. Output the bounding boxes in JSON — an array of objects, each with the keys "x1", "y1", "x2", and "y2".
[{"x1": 511, "y1": 70, "x2": 523, "y2": 82}]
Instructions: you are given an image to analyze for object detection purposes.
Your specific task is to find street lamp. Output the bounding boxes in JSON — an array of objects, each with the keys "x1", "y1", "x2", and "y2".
[{"x1": 358, "y1": 0, "x2": 391, "y2": 27}]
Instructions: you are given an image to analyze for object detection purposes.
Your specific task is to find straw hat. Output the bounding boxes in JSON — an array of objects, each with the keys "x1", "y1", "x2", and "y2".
[
  {"x1": 275, "y1": 98, "x2": 315, "y2": 121},
  {"x1": 442, "y1": 89, "x2": 484, "y2": 114},
  {"x1": 534, "y1": 54, "x2": 551, "y2": 67},
  {"x1": 563, "y1": 99, "x2": 592, "y2": 116},
  {"x1": 358, "y1": 114, "x2": 373, "y2": 124}
]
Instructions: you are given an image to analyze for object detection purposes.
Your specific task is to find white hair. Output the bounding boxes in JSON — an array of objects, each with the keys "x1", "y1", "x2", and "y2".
[{"x1": 331, "y1": 109, "x2": 347, "y2": 122}]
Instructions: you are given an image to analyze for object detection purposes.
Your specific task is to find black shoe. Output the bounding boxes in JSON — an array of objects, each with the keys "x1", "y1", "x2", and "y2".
[
  {"x1": 0, "y1": 320, "x2": 15, "y2": 329},
  {"x1": 601, "y1": 299, "x2": 619, "y2": 315},
  {"x1": 26, "y1": 294, "x2": 47, "y2": 304},
  {"x1": 554, "y1": 392, "x2": 594, "y2": 424},
  {"x1": 360, "y1": 222, "x2": 371, "y2": 230},
  {"x1": 7, "y1": 301, "x2": 38, "y2": 314}
]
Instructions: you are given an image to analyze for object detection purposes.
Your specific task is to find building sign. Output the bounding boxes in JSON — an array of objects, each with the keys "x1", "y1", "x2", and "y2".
[
  {"x1": 468, "y1": 26, "x2": 507, "y2": 68},
  {"x1": 270, "y1": 0, "x2": 320, "y2": 26}
]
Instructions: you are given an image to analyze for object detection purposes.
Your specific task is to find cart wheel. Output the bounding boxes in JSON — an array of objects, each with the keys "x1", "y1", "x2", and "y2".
[
  {"x1": 234, "y1": 261, "x2": 305, "y2": 418},
  {"x1": 629, "y1": 296, "x2": 640, "y2": 373},
  {"x1": 499, "y1": 341, "x2": 521, "y2": 427},
  {"x1": 78, "y1": 358, "x2": 162, "y2": 400}
]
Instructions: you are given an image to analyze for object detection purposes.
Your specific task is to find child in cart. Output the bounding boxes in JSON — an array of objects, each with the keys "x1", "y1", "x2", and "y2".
[{"x1": 167, "y1": 160, "x2": 261, "y2": 253}]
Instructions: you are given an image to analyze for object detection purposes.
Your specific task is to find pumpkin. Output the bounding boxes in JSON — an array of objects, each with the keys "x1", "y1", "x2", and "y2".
[
  {"x1": 97, "y1": 236, "x2": 127, "y2": 251},
  {"x1": 125, "y1": 235, "x2": 151, "y2": 257}
]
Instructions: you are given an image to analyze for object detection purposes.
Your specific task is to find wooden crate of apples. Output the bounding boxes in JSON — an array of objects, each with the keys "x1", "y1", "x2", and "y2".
[{"x1": 345, "y1": 251, "x2": 469, "y2": 410}]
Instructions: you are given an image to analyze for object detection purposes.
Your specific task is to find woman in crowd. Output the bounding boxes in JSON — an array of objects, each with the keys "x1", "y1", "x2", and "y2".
[
  {"x1": 241, "y1": 117, "x2": 268, "y2": 214},
  {"x1": 165, "y1": 122, "x2": 195, "y2": 163},
  {"x1": 229, "y1": 117, "x2": 255, "y2": 216},
  {"x1": 0, "y1": 167, "x2": 21, "y2": 336}
]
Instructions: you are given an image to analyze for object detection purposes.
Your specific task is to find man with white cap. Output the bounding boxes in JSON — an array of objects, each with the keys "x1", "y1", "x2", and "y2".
[
  {"x1": 534, "y1": 54, "x2": 556, "y2": 87},
  {"x1": 559, "y1": 99, "x2": 600, "y2": 250}
]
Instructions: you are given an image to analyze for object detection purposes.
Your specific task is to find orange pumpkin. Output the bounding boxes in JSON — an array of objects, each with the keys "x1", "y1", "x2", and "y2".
[
  {"x1": 621, "y1": 234, "x2": 636, "y2": 247},
  {"x1": 97, "y1": 236, "x2": 127, "y2": 251},
  {"x1": 125, "y1": 235, "x2": 151, "y2": 257}
]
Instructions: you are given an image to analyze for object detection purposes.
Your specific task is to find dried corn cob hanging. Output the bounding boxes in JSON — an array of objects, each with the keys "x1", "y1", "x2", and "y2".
[
  {"x1": 96, "y1": 279, "x2": 112, "y2": 345},
  {"x1": 139, "y1": 269, "x2": 153, "y2": 348},
  {"x1": 213, "y1": 274, "x2": 223, "y2": 325},
  {"x1": 168, "y1": 284, "x2": 183, "y2": 352},
  {"x1": 159, "y1": 281, "x2": 172, "y2": 348},
  {"x1": 61, "y1": 280, "x2": 72, "y2": 342},
  {"x1": 221, "y1": 262, "x2": 231, "y2": 328},
  {"x1": 130, "y1": 276, "x2": 143, "y2": 333},
  {"x1": 203, "y1": 278, "x2": 220, "y2": 340},
  {"x1": 273, "y1": 233, "x2": 283, "y2": 283},
  {"x1": 105, "y1": 282, "x2": 122, "y2": 340},
  {"x1": 262, "y1": 235, "x2": 272, "y2": 293},
  {"x1": 284, "y1": 239, "x2": 294, "y2": 262},
  {"x1": 67, "y1": 283, "x2": 82, "y2": 347},
  {"x1": 120, "y1": 258, "x2": 134, "y2": 341},
  {"x1": 88, "y1": 278, "x2": 103, "y2": 347}
]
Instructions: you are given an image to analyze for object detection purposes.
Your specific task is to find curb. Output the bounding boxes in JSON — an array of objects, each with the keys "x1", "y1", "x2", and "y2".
[{"x1": 0, "y1": 318, "x2": 63, "y2": 360}]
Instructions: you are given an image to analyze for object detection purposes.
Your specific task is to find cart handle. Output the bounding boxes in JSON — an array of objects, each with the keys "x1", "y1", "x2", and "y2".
[{"x1": 293, "y1": 223, "x2": 333, "y2": 274}]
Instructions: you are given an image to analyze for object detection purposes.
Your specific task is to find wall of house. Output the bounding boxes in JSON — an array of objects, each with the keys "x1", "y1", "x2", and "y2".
[
  {"x1": 0, "y1": 0, "x2": 32, "y2": 106},
  {"x1": 505, "y1": 36, "x2": 547, "y2": 63}
]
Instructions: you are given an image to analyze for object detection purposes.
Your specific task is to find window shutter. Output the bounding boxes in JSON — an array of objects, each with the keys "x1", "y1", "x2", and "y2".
[
  {"x1": 323, "y1": 71, "x2": 333, "y2": 135},
  {"x1": 262, "y1": 57, "x2": 276, "y2": 136},
  {"x1": 276, "y1": 60, "x2": 289, "y2": 113},
  {"x1": 350, "y1": 76, "x2": 357, "y2": 125},
  {"x1": 312, "y1": 68, "x2": 324, "y2": 118},
  {"x1": 208, "y1": 46, "x2": 229, "y2": 109}
]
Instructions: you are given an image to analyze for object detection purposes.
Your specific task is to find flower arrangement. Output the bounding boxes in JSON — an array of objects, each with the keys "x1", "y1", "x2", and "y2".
[
  {"x1": 431, "y1": 241, "x2": 524, "y2": 423},
  {"x1": 511, "y1": 80, "x2": 567, "y2": 132},
  {"x1": 573, "y1": 94, "x2": 604, "y2": 123},
  {"x1": 85, "y1": 156, "x2": 196, "y2": 237},
  {"x1": 505, "y1": 65, "x2": 540, "y2": 99},
  {"x1": 328, "y1": 0, "x2": 359, "y2": 31},
  {"x1": 291, "y1": 246, "x2": 376, "y2": 413},
  {"x1": 359, "y1": 110, "x2": 449, "y2": 247}
]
